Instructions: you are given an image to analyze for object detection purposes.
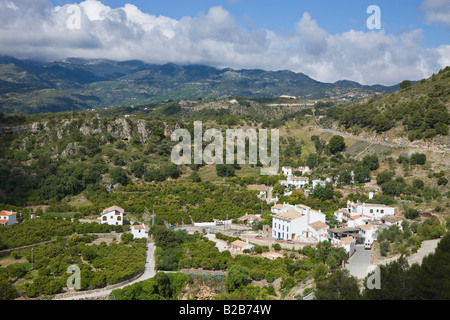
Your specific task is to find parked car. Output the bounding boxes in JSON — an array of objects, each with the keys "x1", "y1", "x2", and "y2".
[{"x1": 364, "y1": 242, "x2": 372, "y2": 250}]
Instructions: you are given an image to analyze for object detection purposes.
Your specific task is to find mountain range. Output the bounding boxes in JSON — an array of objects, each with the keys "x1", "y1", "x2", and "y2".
[{"x1": 0, "y1": 55, "x2": 400, "y2": 114}]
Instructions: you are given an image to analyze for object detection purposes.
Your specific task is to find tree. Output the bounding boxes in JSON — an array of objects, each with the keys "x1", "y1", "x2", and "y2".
[
  {"x1": 273, "y1": 183, "x2": 285, "y2": 197},
  {"x1": 188, "y1": 171, "x2": 201, "y2": 183},
  {"x1": 399, "y1": 80, "x2": 412, "y2": 90},
  {"x1": 0, "y1": 279, "x2": 18, "y2": 300},
  {"x1": 327, "y1": 136, "x2": 346, "y2": 154},
  {"x1": 437, "y1": 177, "x2": 448, "y2": 186},
  {"x1": 361, "y1": 155, "x2": 379, "y2": 171},
  {"x1": 353, "y1": 166, "x2": 371, "y2": 183},
  {"x1": 410, "y1": 153, "x2": 426, "y2": 165},
  {"x1": 109, "y1": 167, "x2": 130, "y2": 186},
  {"x1": 312, "y1": 262, "x2": 328, "y2": 282},
  {"x1": 130, "y1": 161, "x2": 146, "y2": 178},
  {"x1": 315, "y1": 270, "x2": 360, "y2": 300},
  {"x1": 216, "y1": 164, "x2": 235, "y2": 177},
  {"x1": 225, "y1": 265, "x2": 250, "y2": 293},
  {"x1": 376, "y1": 170, "x2": 394, "y2": 185},
  {"x1": 412, "y1": 179, "x2": 424, "y2": 190}
]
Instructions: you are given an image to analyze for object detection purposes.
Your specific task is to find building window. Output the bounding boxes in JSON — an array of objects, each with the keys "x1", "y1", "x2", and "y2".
[
  {"x1": 370, "y1": 209, "x2": 373, "y2": 213},
  {"x1": 102, "y1": 216, "x2": 107, "y2": 221},
  {"x1": 381, "y1": 210, "x2": 384, "y2": 214}
]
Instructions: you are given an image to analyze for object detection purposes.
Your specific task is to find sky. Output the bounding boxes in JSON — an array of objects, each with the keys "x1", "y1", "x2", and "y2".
[{"x1": 1, "y1": 0, "x2": 449, "y2": 85}]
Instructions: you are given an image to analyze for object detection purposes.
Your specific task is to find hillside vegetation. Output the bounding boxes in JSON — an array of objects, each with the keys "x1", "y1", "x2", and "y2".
[
  {"x1": 0, "y1": 56, "x2": 398, "y2": 114},
  {"x1": 325, "y1": 66, "x2": 450, "y2": 142}
]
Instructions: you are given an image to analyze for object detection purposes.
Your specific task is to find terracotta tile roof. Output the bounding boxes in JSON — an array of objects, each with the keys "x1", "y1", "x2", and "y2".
[
  {"x1": 247, "y1": 184, "x2": 267, "y2": 191},
  {"x1": 133, "y1": 225, "x2": 145, "y2": 229},
  {"x1": 339, "y1": 236, "x2": 354, "y2": 245},
  {"x1": 101, "y1": 206, "x2": 125, "y2": 215},
  {"x1": 272, "y1": 204, "x2": 284, "y2": 209},
  {"x1": 273, "y1": 209, "x2": 303, "y2": 221},
  {"x1": 309, "y1": 221, "x2": 329, "y2": 230},
  {"x1": 358, "y1": 224, "x2": 373, "y2": 231},
  {"x1": 0, "y1": 210, "x2": 16, "y2": 216},
  {"x1": 238, "y1": 214, "x2": 263, "y2": 221},
  {"x1": 231, "y1": 240, "x2": 252, "y2": 248}
]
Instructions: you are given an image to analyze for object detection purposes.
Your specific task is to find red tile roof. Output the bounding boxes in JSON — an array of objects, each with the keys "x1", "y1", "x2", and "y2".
[
  {"x1": 101, "y1": 206, "x2": 124, "y2": 215},
  {"x1": 0, "y1": 210, "x2": 16, "y2": 216}
]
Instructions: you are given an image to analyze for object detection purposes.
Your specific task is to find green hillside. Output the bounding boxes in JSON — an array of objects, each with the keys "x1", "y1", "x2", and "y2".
[
  {"x1": 0, "y1": 56, "x2": 399, "y2": 115},
  {"x1": 325, "y1": 66, "x2": 450, "y2": 141}
]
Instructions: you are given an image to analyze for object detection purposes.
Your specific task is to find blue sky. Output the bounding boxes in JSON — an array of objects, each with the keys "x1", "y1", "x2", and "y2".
[
  {"x1": 2, "y1": 0, "x2": 450, "y2": 85},
  {"x1": 49, "y1": 0, "x2": 448, "y2": 47}
]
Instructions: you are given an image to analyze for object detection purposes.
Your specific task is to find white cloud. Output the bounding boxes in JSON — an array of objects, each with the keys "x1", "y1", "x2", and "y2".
[
  {"x1": 0, "y1": 0, "x2": 448, "y2": 85},
  {"x1": 420, "y1": 0, "x2": 450, "y2": 27}
]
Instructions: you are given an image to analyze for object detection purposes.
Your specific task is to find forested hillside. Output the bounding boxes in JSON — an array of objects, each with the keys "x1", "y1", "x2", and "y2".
[
  {"x1": 324, "y1": 66, "x2": 450, "y2": 142},
  {"x1": 0, "y1": 56, "x2": 399, "y2": 114}
]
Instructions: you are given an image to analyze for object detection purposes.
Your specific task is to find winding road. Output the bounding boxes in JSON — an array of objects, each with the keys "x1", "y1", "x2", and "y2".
[
  {"x1": 55, "y1": 241, "x2": 156, "y2": 300},
  {"x1": 317, "y1": 127, "x2": 450, "y2": 154}
]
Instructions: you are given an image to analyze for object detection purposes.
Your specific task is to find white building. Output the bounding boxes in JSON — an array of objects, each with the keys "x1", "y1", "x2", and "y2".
[
  {"x1": 131, "y1": 224, "x2": 148, "y2": 239},
  {"x1": 247, "y1": 184, "x2": 269, "y2": 199},
  {"x1": 346, "y1": 201, "x2": 396, "y2": 220},
  {"x1": 357, "y1": 224, "x2": 377, "y2": 245},
  {"x1": 99, "y1": 205, "x2": 124, "y2": 226},
  {"x1": 281, "y1": 166, "x2": 293, "y2": 177},
  {"x1": 230, "y1": 240, "x2": 255, "y2": 253},
  {"x1": 272, "y1": 204, "x2": 326, "y2": 240},
  {"x1": 0, "y1": 210, "x2": 17, "y2": 226},
  {"x1": 312, "y1": 179, "x2": 327, "y2": 189},
  {"x1": 280, "y1": 176, "x2": 309, "y2": 189},
  {"x1": 381, "y1": 215, "x2": 403, "y2": 230},
  {"x1": 335, "y1": 236, "x2": 355, "y2": 255},
  {"x1": 297, "y1": 166, "x2": 310, "y2": 176},
  {"x1": 308, "y1": 221, "x2": 330, "y2": 242}
]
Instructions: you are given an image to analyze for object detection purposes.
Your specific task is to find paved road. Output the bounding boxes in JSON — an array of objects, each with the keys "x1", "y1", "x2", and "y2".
[
  {"x1": 55, "y1": 241, "x2": 156, "y2": 300},
  {"x1": 345, "y1": 245, "x2": 372, "y2": 279},
  {"x1": 317, "y1": 127, "x2": 450, "y2": 154}
]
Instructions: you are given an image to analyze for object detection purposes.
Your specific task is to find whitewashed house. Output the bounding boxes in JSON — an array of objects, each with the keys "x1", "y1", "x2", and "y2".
[
  {"x1": 335, "y1": 236, "x2": 355, "y2": 255},
  {"x1": 280, "y1": 176, "x2": 309, "y2": 189},
  {"x1": 381, "y1": 215, "x2": 403, "y2": 230},
  {"x1": 357, "y1": 224, "x2": 377, "y2": 245},
  {"x1": 308, "y1": 221, "x2": 330, "y2": 242},
  {"x1": 230, "y1": 240, "x2": 254, "y2": 253},
  {"x1": 237, "y1": 213, "x2": 263, "y2": 225},
  {"x1": 346, "y1": 201, "x2": 395, "y2": 220},
  {"x1": 0, "y1": 210, "x2": 17, "y2": 226},
  {"x1": 131, "y1": 224, "x2": 148, "y2": 239},
  {"x1": 272, "y1": 204, "x2": 326, "y2": 240},
  {"x1": 312, "y1": 179, "x2": 327, "y2": 189},
  {"x1": 334, "y1": 209, "x2": 368, "y2": 227},
  {"x1": 247, "y1": 184, "x2": 268, "y2": 199},
  {"x1": 281, "y1": 166, "x2": 293, "y2": 177},
  {"x1": 99, "y1": 205, "x2": 124, "y2": 226},
  {"x1": 296, "y1": 166, "x2": 310, "y2": 176}
]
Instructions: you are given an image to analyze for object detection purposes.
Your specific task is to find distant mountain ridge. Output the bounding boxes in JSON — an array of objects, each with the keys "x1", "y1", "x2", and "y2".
[{"x1": 0, "y1": 55, "x2": 400, "y2": 114}]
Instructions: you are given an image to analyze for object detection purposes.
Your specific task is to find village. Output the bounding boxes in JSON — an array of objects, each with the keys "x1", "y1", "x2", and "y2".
[{"x1": 0, "y1": 164, "x2": 401, "y2": 261}]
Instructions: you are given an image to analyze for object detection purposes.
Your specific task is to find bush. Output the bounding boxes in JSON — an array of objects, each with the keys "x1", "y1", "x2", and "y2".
[{"x1": 404, "y1": 208, "x2": 419, "y2": 220}]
